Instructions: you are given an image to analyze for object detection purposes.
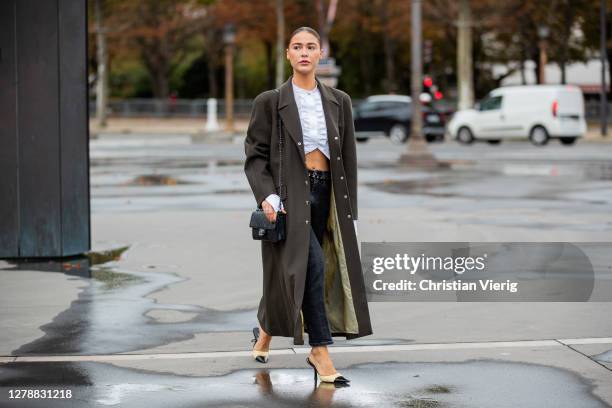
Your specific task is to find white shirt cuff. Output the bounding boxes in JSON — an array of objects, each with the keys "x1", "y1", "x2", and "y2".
[
  {"x1": 264, "y1": 194, "x2": 283, "y2": 212},
  {"x1": 353, "y1": 219, "x2": 358, "y2": 237}
]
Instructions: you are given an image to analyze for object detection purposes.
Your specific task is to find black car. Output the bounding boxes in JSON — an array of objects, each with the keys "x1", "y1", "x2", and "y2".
[{"x1": 353, "y1": 95, "x2": 446, "y2": 143}]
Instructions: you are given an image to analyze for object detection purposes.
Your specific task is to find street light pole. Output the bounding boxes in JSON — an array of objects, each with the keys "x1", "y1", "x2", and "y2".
[
  {"x1": 601, "y1": 0, "x2": 608, "y2": 136},
  {"x1": 538, "y1": 25, "x2": 549, "y2": 85},
  {"x1": 398, "y1": 0, "x2": 440, "y2": 168},
  {"x1": 457, "y1": 0, "x2": 474, "y2": 110},
  {"x1": 275, "y1": 0, "x2": 285, "y2": 88},
  {"x1": 223, "y1": 24, "x2": 236, "y2": 133},
  {"x1": 94, "y1": 0, "x2": 107, "y2": 128},
  {"x1": 410, "y1": 0, "x2": 423, "y2": 145}
]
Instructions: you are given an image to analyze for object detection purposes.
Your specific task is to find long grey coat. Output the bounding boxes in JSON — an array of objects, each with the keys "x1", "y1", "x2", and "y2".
[{"x1": 244, "y1": 75, "x2": 372, "y2": 345}]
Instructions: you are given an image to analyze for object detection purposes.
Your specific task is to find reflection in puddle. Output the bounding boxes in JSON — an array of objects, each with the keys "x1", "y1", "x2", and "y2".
[
  {"x1": 91, "y1": 268, "x2": 145, "y2": 291},
  {"x1": 0, "y1": 359, "x2": 606, "y2": 408}
]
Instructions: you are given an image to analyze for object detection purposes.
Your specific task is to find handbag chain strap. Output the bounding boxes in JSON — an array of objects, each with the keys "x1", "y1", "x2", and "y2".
[{"x1": 275, "y1": 89, "x2": 287, "y2": 205}]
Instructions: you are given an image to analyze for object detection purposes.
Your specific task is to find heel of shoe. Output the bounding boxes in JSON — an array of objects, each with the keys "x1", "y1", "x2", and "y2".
[
  {"x1": 306, "y1": 357, "x2": 317, "y2": 382},
  {"x1": 251, "y1": 326, "x2": 269, "y2": 363},
  {"x1": 306, "y1": 356, "x2": 350, "y2": 384}
]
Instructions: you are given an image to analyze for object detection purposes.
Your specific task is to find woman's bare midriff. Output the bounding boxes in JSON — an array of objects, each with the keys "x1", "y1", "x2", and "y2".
[{"x1": 305, "y1": 149, "x2": 330, "y2": 171}]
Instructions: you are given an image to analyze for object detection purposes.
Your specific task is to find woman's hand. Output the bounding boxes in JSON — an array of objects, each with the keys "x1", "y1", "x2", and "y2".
[{"x1": 262, "y1": 200, "x2": 286, "y2": 223}]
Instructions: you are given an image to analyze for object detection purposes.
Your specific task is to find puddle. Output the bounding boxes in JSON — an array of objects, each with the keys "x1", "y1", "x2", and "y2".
[
  {"x1": 364, "y1": 177, "x2": 453, "y2": 195},
  {"x1": 452, "y1": 160, "x2": 612, "y2": 181},
  {"x1": 585, "y1": 162, "x2": 612, "y2": 181},
  {"x1": 363, "y1": 166, "x2": 612, "y2": 207},
  {"x1": 2, "y1": 248, "x2": 256, "y2": 356},
  {"x1": 0, "y1": 359, "x2": 607, "y2": 407},
  {"x1": 123, "y1": 175, "x2": 195, "y2": 186},
  {"x1": 91, "y1": 267, "x2": 146, "y2": 291},
  {"x1": 497, "y1": 162, "x2": 612, "y2": 181}
]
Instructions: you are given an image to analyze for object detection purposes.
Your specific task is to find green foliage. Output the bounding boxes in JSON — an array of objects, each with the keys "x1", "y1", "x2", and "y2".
[
  {"x1": 178, "y1": 54, "x2": 213, "y2": 98},
  {"x1": 109, "y1": 61, "x2": 152, "y2": 98},
  {"x1": 234, "y1": 46, "x2": 269, "y2": 97}
]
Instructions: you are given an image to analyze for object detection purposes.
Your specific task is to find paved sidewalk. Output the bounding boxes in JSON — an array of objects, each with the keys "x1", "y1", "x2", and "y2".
[
  {"x1": 89, "y1": 117, "x2": 249, "y2": 139},
  {"x1": 1, "y1": 334, "x2": 611, "y2": 406},
  {"x1": 1, "y1": 208, "x2": 611, "y2": 407},
  {"x1": 1, "y1": 134, "x2": 611, "y2": 407}
]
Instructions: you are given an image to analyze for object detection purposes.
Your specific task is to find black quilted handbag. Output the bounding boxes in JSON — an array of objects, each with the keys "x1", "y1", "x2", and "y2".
[
  {"x1": 249, "y1": 89, "x2": 287, "y2": 242},
  {"x1": 250, "y1": 208, "x2": 286, "y2": 241}
]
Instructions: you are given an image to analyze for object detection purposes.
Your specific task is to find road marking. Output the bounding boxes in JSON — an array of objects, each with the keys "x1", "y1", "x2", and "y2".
[
  {"x1": 557, "y1": 337, "x2": 612, "y2": 345},
  {"x1": 2, "y1": 337, "x2": 612, "y2": 364}
]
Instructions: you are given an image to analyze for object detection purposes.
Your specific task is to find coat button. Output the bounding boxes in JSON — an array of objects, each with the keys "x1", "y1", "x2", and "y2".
[
  {"x1": 306, "y1": 200, "x2": 310, "y2": 205},
  {"x1": 298, "y1": 141, "x2": 302, "y2": 145},
  {"x1": 340, "y1": 176, "x2": 344, "y2": 180},
  {"x1": 337, "y1": 156, "x2": 341, "y2": 160},
  {"x1": 305, "y1": 220, "x2": 309, "y2": 224},
  {"x1": 334, "y1": 136, "x2": 338, "y2": 140},
  {"x1": 347, "y1": 214, "x2": 351, "y2": 218},
  {"x1": 344, "y1": 194, "x2": 348, "y2": 199},
  {"x1": 305, "y1": 180, "x2": 309, "y2": 185}
]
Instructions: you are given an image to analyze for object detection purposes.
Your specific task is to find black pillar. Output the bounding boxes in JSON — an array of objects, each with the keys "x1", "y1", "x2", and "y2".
[{"x1": 0, "y1": 0, "x2": 90, "y2": 258}]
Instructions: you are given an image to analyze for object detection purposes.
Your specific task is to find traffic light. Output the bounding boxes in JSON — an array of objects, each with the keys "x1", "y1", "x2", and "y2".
[
  {"x1": 422, "y1": 76, "x2": 444, "y2": 101},
  {"x1": 423, "y1": 40, "x2": 433, "y2": 65}
]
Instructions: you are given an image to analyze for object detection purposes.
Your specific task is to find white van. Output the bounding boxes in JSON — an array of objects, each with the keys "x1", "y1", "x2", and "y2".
[{"x1": 447, "y1": 85, "x2": 587, "y2": 145}]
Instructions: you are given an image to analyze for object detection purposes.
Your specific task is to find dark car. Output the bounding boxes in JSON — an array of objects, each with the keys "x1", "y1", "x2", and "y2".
[{"x1": 353, "y1": 95, "x2": 446, "y2": 144}]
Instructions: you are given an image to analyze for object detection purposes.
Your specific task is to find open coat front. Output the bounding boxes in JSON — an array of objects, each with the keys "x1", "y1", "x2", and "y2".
[{"x1": 244, "y1": 75, "x2": 372, "y2": 345}]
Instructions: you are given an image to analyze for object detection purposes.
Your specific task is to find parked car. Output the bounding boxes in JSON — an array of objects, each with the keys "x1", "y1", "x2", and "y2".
[
  {"x1": 447, "y1": 85, "x2": 587, "y2": 146},
  {"x1": 353, "y1": 95, "x2": 446, "y2": 144}
]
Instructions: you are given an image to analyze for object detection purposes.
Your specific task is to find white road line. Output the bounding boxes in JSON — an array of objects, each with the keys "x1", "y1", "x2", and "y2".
[
  {"x1": 2, "y1": 337, "x2": 612, "y2": 364},
  {"x1": 557, "y1": 337, "x2": 612, "y2": 345}
]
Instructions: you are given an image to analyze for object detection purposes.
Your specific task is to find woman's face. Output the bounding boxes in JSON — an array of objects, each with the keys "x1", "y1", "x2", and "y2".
[{"x1": 286, "y1": 31, "x2": 322, "y2": 75}]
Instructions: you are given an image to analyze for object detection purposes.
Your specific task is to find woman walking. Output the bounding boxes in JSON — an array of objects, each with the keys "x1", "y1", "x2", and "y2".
[{"x1": 244, "y1": 26, "x2": 372, "y2": 385}]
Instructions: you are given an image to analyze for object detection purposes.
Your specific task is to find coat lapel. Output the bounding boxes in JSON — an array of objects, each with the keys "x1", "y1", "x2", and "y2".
[
  {"x1": 317, "y1": 77, "x2": 342, "y2": 155},
  {"x1": 278, "y1": 75, "x2": 341, "y2": 167}
]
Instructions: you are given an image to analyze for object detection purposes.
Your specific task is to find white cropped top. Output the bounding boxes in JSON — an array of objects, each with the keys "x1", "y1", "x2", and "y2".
[
  {"x1": 263, "y1": 80, "x2": 357, "y2": 235},
  {"x1": 292, "y1": 81, "x2": 330, "y2": 159}
]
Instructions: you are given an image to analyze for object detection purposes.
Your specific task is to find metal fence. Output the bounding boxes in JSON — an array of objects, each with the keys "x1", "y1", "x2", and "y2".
[
  {"x1": 89, "y1": 98, "x2": 610, "y2": 120},
  {"x1": 89, "y1": 98, "x2": 253, "y2": 119},
  {"x1": 585, "y1": 99, "x2": 612, "y2": 119},
  {"x1": 89, "y1": 98, "x2": 366, "y2": 119}
]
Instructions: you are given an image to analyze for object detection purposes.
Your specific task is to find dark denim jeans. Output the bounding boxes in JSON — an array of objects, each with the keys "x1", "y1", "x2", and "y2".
[{"x1": 302, "y1": 169, "x2": 334, "y2": 346}]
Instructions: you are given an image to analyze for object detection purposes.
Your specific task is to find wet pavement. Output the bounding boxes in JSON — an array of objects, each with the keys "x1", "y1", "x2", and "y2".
[
  {"x1": 1, "y1": 135, "x2": 611, "y2": 406},
  {"x1": 2, "y1": 256, "x2": 255, "y2": 356},
  {"x1": 2, "y1": 343, "x2": 611, "y2": 407},
  {"x1": 88, "y1": 135, "x2": 612, "y2": 215}
]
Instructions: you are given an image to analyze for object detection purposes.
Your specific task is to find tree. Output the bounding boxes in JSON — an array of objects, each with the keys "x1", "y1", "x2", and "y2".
[
  {"x1": 91, "y1": 0, "x2": 606, "y2": 100},
  {"x1": 109, "y1": 0, "x2": 208, "y2": 98},
  {"x1": 583, "y1": 0, "x2": 612, "y2": 98}
]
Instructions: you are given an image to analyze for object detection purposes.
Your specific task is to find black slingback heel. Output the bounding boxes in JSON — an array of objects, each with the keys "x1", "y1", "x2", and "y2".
[{"x1": 306, "y1": 355, "x2": 350, "y2": 384}]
